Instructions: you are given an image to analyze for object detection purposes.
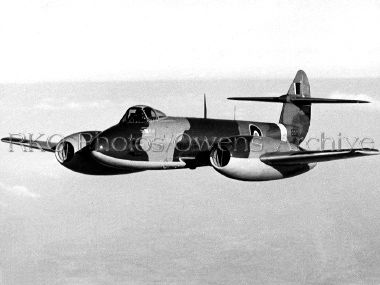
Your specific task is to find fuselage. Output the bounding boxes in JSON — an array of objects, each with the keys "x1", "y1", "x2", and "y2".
[{"x1": 90, "y1": 116, "x2": 289, "y2": 170}]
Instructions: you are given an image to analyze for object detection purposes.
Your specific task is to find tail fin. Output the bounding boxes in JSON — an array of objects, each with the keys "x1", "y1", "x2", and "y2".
[
  {"x1": 228, "y1": 70, "x2": 370, "y2": 145},
  {"x1": 279, "y1": 70, "x2": 311, "y2": 144}
]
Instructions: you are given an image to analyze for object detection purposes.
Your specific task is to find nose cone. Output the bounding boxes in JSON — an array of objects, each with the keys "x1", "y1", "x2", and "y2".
[
  {"x1": 90, "y1": 126, "x2": 126, "y2": 156},
  {"x1": 90, "y1": 124, "x2": 142, "y2": 160},
  {"x1": 90, "y1": 135, "x2": 109, "y2": 154},
  {"x1": 89, "y1": 131, "x2": 108, "y2": 165},
  {"x1": 89, "y1": 124, "x2": 151, "y2": 169}
]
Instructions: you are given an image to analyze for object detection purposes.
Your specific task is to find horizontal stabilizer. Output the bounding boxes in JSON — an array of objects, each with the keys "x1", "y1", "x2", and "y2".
[
  {"x1": 260, "y1": 148, "x2": 378, "y2": 165},
  {"x1": 228, "y1": 96, "x2": 370, "y2": 104},
  {"x1": 1, "y1": 137, "x2": 57, "y2": 152}
]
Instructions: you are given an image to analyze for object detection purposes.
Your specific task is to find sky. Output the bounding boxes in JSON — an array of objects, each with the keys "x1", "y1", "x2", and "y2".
[
  {"x1": 0, "y1": 1, "x2": 380, "y2": 284},
  {"x1": 0, "y1": 78, "x2": 379, "y2": 284},
  {"x1": 1, "y1": 0, "x2": 380, "y2": 82}
]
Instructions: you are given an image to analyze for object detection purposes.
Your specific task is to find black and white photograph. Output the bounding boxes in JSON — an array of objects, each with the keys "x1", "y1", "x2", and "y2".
[{"x1": 0, "y1": 0, "x2": 380, "y2": 284}]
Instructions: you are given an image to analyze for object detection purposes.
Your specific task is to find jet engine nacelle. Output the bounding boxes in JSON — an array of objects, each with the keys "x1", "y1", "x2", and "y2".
[
  {"x1": 55, "y1": 131, "x2": 114, "y2": 175},
  {"x1": 210, "y1": 136, "x2": 313, "y2": 181}
]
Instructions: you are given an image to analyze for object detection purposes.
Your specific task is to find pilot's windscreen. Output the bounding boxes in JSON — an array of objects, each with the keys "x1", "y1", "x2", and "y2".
[
  {"x1": 131, "y1": 108, "x2": 146, "y2": 122},
  {"x1": 144, "y1": 107, "x2": 157, "y2": 120},
  {"x1": 120, "y1": 108, "x2": 146, "y2": 123},
  {"x1": 155, "y1": 109, "x2": 166, "y2": 118},
  {"x1": 120, "y1": 111, "x2": 130, "y2": 123}
]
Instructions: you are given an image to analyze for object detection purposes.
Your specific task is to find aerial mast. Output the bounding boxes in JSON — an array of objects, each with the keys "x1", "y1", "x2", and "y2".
[{"x1": 203, "y1": 93, "x2": 207, "y2": 119}]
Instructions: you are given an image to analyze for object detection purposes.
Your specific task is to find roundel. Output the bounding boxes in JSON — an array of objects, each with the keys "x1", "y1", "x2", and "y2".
[{"x1": 249, "y1": 124, "x2": 262, "y2": 137}]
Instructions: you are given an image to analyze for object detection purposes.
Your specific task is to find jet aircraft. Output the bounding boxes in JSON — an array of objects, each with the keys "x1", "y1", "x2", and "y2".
[{"x1": 2, "y1": 70, "x2": 378, "y2": 181}]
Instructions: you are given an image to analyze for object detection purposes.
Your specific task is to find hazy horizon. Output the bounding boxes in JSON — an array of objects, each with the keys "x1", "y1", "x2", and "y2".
[{"x1": 0, "y1": 77, "x2": 379, "y2": 284}]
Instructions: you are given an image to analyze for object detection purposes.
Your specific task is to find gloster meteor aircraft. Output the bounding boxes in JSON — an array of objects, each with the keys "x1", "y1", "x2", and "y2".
[{"x1": 2, "y1": 70, "x2": 378, "y2": 181}]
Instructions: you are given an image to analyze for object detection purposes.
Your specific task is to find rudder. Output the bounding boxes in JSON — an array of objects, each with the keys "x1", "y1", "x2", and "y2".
[{"x1": 279, "y1": 70, "x2": 311, "y2": 144}]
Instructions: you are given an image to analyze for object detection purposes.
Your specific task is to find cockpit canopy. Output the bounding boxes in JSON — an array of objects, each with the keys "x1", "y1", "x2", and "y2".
[{"x1": 120, "y1": 105, "x2": 166, "y2": 123}]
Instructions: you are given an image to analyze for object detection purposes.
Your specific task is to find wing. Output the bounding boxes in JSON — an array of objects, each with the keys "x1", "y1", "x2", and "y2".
[
  {"x1": 1, "y1": 137, "x2": 57, "y2": 152},
  {"x1": 260, "y1": 148, "x2": 379, "y2": 165}
]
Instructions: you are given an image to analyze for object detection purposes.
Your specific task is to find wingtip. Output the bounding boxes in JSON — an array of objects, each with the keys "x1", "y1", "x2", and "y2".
[
  {"x1": 358, "y1": 148, "x2": 379, "y2": 155},
  {"x1": 326, "y1": 98, "x2": 370, "y2": 103},
  {"x1": 1, "y1": 137, "x2": 25, "y2": 144}
]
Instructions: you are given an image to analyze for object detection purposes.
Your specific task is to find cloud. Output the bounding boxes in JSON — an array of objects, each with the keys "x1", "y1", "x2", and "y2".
[
  {"x1": 33, "y1": 98, "x2": 111, "y2": 111},
  {"x1": 329, "y1": 92, "x2": 380, "y2": 110},
  {"x1": 34, "y1": 102, "x2": 58, "y2": 111},
  {"x1": 34, "y1": 97, "x2": 112, "y2": 111},
  {"x1": 0, "y1": 182, "x2": 40, "y2": 198}
]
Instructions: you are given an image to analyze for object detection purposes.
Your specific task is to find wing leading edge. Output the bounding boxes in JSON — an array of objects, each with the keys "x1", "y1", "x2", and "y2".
[
  {"x1": 260, "y1": 148, "x2": 379, "y2": 165},
  {"x1": 1, "y1": 137, "x2": 57, "y2": 152}
]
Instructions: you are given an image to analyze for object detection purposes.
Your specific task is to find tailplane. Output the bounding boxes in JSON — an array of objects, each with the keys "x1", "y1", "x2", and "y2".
[{"x1": 228, "y1": 70, "x2": 369, "y2": 145}]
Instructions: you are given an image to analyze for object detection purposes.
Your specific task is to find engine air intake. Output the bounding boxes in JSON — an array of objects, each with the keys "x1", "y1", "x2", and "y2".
[{"x1": 211, "y1": 147, "x2": 230, "y2": 167}]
